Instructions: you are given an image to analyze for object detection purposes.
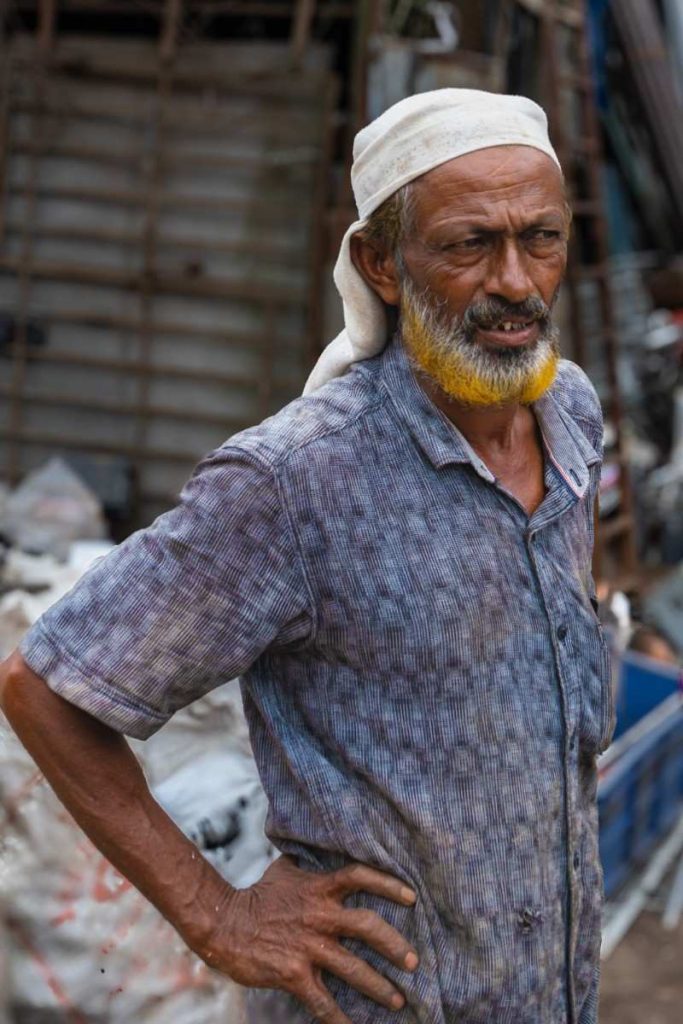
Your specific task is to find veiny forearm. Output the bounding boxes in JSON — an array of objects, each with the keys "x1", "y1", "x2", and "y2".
[
  {"x1": 0, "y1": 650, "x2": 232, "y2": 957},
  {"x1": 0, "y1": 652, "x2": 421, "y2": 1022}
]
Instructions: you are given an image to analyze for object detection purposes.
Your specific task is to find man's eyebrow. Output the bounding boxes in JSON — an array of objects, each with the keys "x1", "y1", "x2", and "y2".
[
  {"x1": 432, "y1": 210, "x2": 568, "y2": 233},
  {"x1": 521, "y1": 216, "x2": 567, "y2": 230}
]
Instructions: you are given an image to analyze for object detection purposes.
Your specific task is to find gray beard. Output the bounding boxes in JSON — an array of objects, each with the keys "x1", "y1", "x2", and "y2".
[{"x1": 398, "y1": 275, "x2": 561, "y2": 401}]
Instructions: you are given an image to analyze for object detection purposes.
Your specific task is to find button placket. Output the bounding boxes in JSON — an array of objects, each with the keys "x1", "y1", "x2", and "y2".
[{"x1": 527, "y1": 530, "x2": 582, "y2": 1020}]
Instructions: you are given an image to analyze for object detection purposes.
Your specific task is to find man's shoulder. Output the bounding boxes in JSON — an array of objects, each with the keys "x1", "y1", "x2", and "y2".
[
  {"x1": 221, "y1": 364, "x2": 386, "y2": 473},
  {"x1": 550, "y1": 359, "x2": 603, "y2": 429}
]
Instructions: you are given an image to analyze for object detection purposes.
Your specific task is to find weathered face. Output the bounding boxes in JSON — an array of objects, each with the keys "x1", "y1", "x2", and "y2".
[
  {"x1": 399, "y1": 144, "x2": 569, "y2": 337},
  {"x1": 353, "y1": 145, "x2": 570, "y2": 406},
  {"x1": 398, "y1": 147, "x2": 569, "y2": 405}
]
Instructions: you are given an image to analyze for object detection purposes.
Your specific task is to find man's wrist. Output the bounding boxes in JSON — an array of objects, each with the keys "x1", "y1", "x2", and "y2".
[{"x1": 172, "y1": 855, "x2": 239, "y2": 964}]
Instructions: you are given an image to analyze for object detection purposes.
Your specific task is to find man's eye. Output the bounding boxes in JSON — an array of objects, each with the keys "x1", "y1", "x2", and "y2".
[
  {"x1": 444, "y1": 237, "x2": 485, "y2": 251},
  {"x1": 526, "y1": 229, "x2": 561, "y2": 241}
]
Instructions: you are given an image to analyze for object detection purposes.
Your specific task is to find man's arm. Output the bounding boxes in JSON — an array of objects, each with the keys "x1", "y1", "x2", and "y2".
[{"x1": 0, "y1": 652, "x2": 419, "y2": 1024}]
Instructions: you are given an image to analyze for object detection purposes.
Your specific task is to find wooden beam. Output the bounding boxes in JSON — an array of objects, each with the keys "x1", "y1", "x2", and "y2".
[
  {"x1": 0, "y1": 427, "x2": 207, "y2": 465},
  {"x1": 0, "y1": 254, "x2": 308, "y2": 306},
  {"x1": 5, "y1": 181, "x2": 311, "y2": 224},
  {"x1": 3, "y1": 218, "x2": 308, "y2": 266},
  {"x1": 14, "y1": 347, "x2": 303, "y2": 390},
  {"x1": 0, "y1": 305, "x2": 305, "y2": 349},
  {"x1": 0, "y1": 382, "x2": 251, "y2": 431},
  {"x1": 11, "y1": 96, "x2": 321, "y2": 136},
  {"x1": 11, "y1": 139, "x2": 317, "y2": 176},
  {"x1": 160, "y1": 0, "x2": 183, "y2": 65},
  {"x1": 291, "y1": 0, "x2": 316, "y2": 66},
  {"x1": 37, "y1": 0, "x2": 57, "y2": 56},
  {"x1": 10, "y1": 55, "x2": 329, "y2": 100},
  {"x1": 10, "y1": 0, "x2": 353, "y2": 17}
]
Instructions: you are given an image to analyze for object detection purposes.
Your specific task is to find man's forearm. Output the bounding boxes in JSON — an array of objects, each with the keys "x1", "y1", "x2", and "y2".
[
  {"x1": 1, "y1": 652, "x2": 420, "y2": 1023},
  {"x1": 0, "y1": 651, "x2": 232, "y2": 958}
]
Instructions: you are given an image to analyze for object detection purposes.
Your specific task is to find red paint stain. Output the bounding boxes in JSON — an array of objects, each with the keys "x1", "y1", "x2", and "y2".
[
  {"x1": 7, "y1": 918, "x2": 88, "y2": 1024},
  {"x1": 91, "y1": 858, "x2": 132, "y2": 903},
  {"x1": 49, "y1": 908, "x2": 76, "y2": 928}
]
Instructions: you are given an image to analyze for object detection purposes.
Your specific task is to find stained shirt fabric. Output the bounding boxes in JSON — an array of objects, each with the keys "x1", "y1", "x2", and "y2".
[{"x1": 20, "y1": 338, "x2": 612, "y2": 1024}]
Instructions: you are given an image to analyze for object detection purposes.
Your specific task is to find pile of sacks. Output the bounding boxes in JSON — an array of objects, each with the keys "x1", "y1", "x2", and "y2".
[{"x1": 0, "y1": 461, "x2": 275, "y2": 1023}]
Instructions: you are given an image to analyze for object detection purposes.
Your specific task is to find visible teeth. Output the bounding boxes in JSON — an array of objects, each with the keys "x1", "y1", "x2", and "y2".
[{"x1": 495, "y1": 321, "x2": 530, "y2": 332}]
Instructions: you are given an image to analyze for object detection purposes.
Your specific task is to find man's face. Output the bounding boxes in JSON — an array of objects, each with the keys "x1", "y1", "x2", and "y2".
[{"x1": 395, "y1": 145, "x2": 570, "y2": 406}]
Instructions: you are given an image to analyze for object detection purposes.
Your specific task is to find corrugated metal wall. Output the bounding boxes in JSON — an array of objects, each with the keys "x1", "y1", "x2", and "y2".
[{"x1": 0, "y1": 31, "x2": 335, "y2": 526}]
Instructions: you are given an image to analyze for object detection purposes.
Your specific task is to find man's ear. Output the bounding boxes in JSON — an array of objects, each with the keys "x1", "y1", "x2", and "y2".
[{"x1": 349, "y1": 233, "x2": 401, "y2": 306}]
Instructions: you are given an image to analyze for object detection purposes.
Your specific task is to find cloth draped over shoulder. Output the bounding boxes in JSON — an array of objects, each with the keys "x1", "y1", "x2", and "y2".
[{"x1": 303, "y1": 88, "x2": 561, "y2": 395}]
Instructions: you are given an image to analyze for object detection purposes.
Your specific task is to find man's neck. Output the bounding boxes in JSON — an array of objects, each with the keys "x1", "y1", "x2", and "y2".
[{"x1": 415, "y1": 371, "x2": 533, "y2": 456}]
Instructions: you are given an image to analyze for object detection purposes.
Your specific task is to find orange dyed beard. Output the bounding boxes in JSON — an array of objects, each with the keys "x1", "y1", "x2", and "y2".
[{"x1": 400, "y1": 281, "x2": 559, "y2": 407}]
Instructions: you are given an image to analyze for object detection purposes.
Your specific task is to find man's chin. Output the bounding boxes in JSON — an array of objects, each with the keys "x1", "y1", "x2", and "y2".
[{"x1": 419, "y1": 350, "x2": 560, "y2": 408}]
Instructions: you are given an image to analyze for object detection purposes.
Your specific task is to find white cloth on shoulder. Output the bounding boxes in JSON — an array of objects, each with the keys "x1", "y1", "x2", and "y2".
[{"x1": 304, "y1": 88, "x2": 561, "y2": 394}]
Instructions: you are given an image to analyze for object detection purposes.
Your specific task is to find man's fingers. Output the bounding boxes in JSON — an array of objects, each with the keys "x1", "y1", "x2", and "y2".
[
  {"x1": 337, "y1": 908, "x2": 419, "y2": 971},
  {"x1": 330, "y1": 864, "x2": 416, "y2": 906},
  {"x1": 300, "y1": 975, "x2": 355, "y2": 1024},
  {"x1": 314, "y1": 942, "x2": 406, "y2": 1011}
]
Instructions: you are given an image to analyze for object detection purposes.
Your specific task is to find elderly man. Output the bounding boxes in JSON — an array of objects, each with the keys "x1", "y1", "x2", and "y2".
[{"x1": 0, "y1": 90, "x2": 612, "y2": 1024}]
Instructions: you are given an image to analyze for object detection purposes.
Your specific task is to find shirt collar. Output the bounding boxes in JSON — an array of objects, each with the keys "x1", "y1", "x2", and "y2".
[
  {"x1": 533, "y1": 388, "x2": 601, "y2": 499},
  {"x1": 376, "y1": 339, "x2": 600, "y2": 496},
  {"x1": 377, "y1": 338, "x2": 496, "y2": 483}
]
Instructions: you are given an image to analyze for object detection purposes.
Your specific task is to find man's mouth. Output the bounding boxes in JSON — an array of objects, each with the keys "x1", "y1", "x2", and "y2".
[
  {"x1": 491, "y1": 320, "x2": 535, "y2": 333},
  {"x1": 474, "y1": 319, "x2": 541, "y2": 347}
]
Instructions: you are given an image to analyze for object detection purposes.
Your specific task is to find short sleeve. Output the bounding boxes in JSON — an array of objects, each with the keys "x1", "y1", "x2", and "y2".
[{"x1": 19, "y1": 447, "x2": 313, "y2": 739}]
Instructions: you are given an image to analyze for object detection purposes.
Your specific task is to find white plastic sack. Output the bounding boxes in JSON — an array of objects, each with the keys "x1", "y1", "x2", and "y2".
[
  {"x1": 0, "y1": 687, "x2": 273, "y2": 1022},
  {"x1": 0, "y1": 542, "x2": 274, "y2": 1022},
  {"x1": 3, "y1": 459, "x2": 107, "y2": 558},
  {"x1": 0, "y1": 718, "x2": 248, "y2": 1023},
  {"x1": 0, "y1": 545, "x2": 115, "y2": 657}
]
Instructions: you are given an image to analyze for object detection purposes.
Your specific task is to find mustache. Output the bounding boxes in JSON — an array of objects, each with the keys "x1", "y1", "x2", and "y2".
[{"x1": 461, "y1": 295, "x2": 552, "y2": 332}]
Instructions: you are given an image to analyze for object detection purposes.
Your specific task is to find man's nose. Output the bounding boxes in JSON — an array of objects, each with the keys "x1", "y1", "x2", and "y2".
[{"x1": 484, "y1": 239, "x2": 535, "y2": 305}]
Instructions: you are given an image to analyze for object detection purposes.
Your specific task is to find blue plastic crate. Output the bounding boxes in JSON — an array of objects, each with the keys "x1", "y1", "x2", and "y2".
[
  {"x1": 598, "y1": 653, "x2": 683, "y2": 899},
  {"x1": 612, "y1": 651, "x2": 681, "y2": 739}
]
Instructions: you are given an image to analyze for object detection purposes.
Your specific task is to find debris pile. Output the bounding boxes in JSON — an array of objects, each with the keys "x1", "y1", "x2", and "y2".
[
  {"x1": 0, "y1": 461, "x2": 274, "y2": 1022},
  {"x1": 3, "y1": 458, "x2": 108, "y2": 560}
]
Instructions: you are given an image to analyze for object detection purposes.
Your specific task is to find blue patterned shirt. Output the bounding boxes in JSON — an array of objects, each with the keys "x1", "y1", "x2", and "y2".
[{"x1": 21, "y1": 338, "x2": 612, "y2": 1024}]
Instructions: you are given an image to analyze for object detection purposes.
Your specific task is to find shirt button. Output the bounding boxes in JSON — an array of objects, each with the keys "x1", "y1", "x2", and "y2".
[
  {"x1": 557, "y1": 624, "x2": 568, "y2": 641},
  {"x1": 569, "y1": 733, "x2": 576, "y2": 751},
  {"x1": 518, "y1": 907, "x2": 542, "y2": 933},
  {"x1": 573, "y1": 852, "x2": 580, "y2": 870}
]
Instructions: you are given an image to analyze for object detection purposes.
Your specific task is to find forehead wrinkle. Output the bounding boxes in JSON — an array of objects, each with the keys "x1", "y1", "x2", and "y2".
[
  {"x1": 417, "y1": 145, "x2": 561, "y2": 187},
  {"x1": 411, "y1": 149, "x2": 565, "y2": 228},
  {"x1": 429, "y1": 202, "x2": 567, "y2": 235},
  {"x1": 416, "y1": 176, "x2": 564, "y2": 209},
  {"x1": 461, "y1": 149, "x2": 562, "y2": 189}
]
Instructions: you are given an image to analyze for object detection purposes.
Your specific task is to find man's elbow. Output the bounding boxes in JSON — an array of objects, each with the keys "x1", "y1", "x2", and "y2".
[{"x1": 0, "y1": 649, "x2": 44, "y2": 724}]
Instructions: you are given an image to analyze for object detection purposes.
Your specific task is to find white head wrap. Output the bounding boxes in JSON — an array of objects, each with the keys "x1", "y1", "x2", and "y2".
[{"x1": 304, "y1": 88, "x2": 561, "y2": 394}]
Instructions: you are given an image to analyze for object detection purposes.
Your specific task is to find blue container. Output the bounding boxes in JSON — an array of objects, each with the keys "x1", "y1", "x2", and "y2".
[
  {"x1": 598, "y1": 652, "x2": 683, "y2": 899},
  {"x1": 612, "y1": 652, "x2": 681, "y2": 739}
]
